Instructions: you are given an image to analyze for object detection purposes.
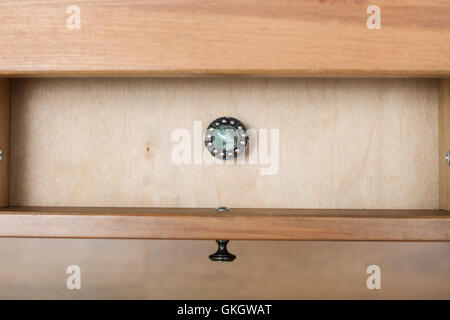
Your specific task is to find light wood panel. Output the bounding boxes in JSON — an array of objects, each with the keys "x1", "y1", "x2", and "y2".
[
  {"x1": 10, "y1": 78, "x2": 439, "y2": 209},
  {"x1": 0, "y1": 79, "x2": 9, "y2": 207},
  {"x1": 0, "y1": 207, "x2": 448, "y2": 240},
  {"x1": 0, "y1": 0, "x2": 449, "y2": 76},
  {"x1": 0, "y1": 239, "x2": 448, "y2": 299},
  {"x1": 440, "y1": 80, "x2": 450, "y2": 210}
]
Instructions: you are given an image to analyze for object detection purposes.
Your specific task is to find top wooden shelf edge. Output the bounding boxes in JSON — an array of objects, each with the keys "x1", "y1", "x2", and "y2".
[{"x1": 0, "y1": 0, "x2": 449, "y2": 77}]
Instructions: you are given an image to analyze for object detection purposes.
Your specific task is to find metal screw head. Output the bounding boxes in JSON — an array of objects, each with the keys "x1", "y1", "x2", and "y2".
[
  {"x1": 0, "y1": 149, "x2": 3, "y2": 162},
  {"x1": 446, "y1": 150, "x2": 450, "y2": 166},
  {"x1": 216, "y1": 206, "x2": 230, "y2": 212}
]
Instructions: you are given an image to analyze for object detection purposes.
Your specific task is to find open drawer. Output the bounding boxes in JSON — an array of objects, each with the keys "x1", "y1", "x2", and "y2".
[
  {"x1": 0, "y1": 0, "x2": 449, "y2": 242},
  {"x1": 0, "y1": 78, "x2": 449, "y2": 241}
]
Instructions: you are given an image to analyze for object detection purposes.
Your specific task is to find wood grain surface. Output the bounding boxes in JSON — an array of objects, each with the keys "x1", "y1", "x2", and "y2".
[
  {"x1": 0, "y1": 0, "x2": 449, "y2": 76},
  {"x1": 0, "y1": 239, "x2": 448, "y2": 299},
  {"x1": 0, "y1": 79, "x2": 9, "y2": 207},
  {"x1": 0, "y1": 207, "x2": 449, "y2": 240},
  {"x1": 440, "y1": 80, "x2": 450, "y2": 210},
  {"x1": 10, "y1": 78, "x2": 439, "y2": 209}
]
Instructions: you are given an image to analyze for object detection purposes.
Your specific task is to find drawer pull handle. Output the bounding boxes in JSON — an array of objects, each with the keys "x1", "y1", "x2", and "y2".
[
  {"x1": 209, "y1": 240, "x2": 236, "y2": 262},
  {"x1": 204, "y1": 116, "x2": 248, "y2": 160}
]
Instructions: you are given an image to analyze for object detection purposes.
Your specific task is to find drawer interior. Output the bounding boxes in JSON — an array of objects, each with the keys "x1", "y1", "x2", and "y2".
[{"x1": 9, "y1": 78, "x2": 439, "y2": 209}]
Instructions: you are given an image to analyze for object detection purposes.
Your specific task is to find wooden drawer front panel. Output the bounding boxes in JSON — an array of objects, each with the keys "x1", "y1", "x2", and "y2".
[{"x1": 0, "y1": 0, "x2": 449, "y2": 76}]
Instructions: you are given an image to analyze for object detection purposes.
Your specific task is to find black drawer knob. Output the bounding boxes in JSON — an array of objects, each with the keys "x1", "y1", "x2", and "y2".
[{"x1": 209, "y1": 240, "x2": 236, "y2": 262}]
